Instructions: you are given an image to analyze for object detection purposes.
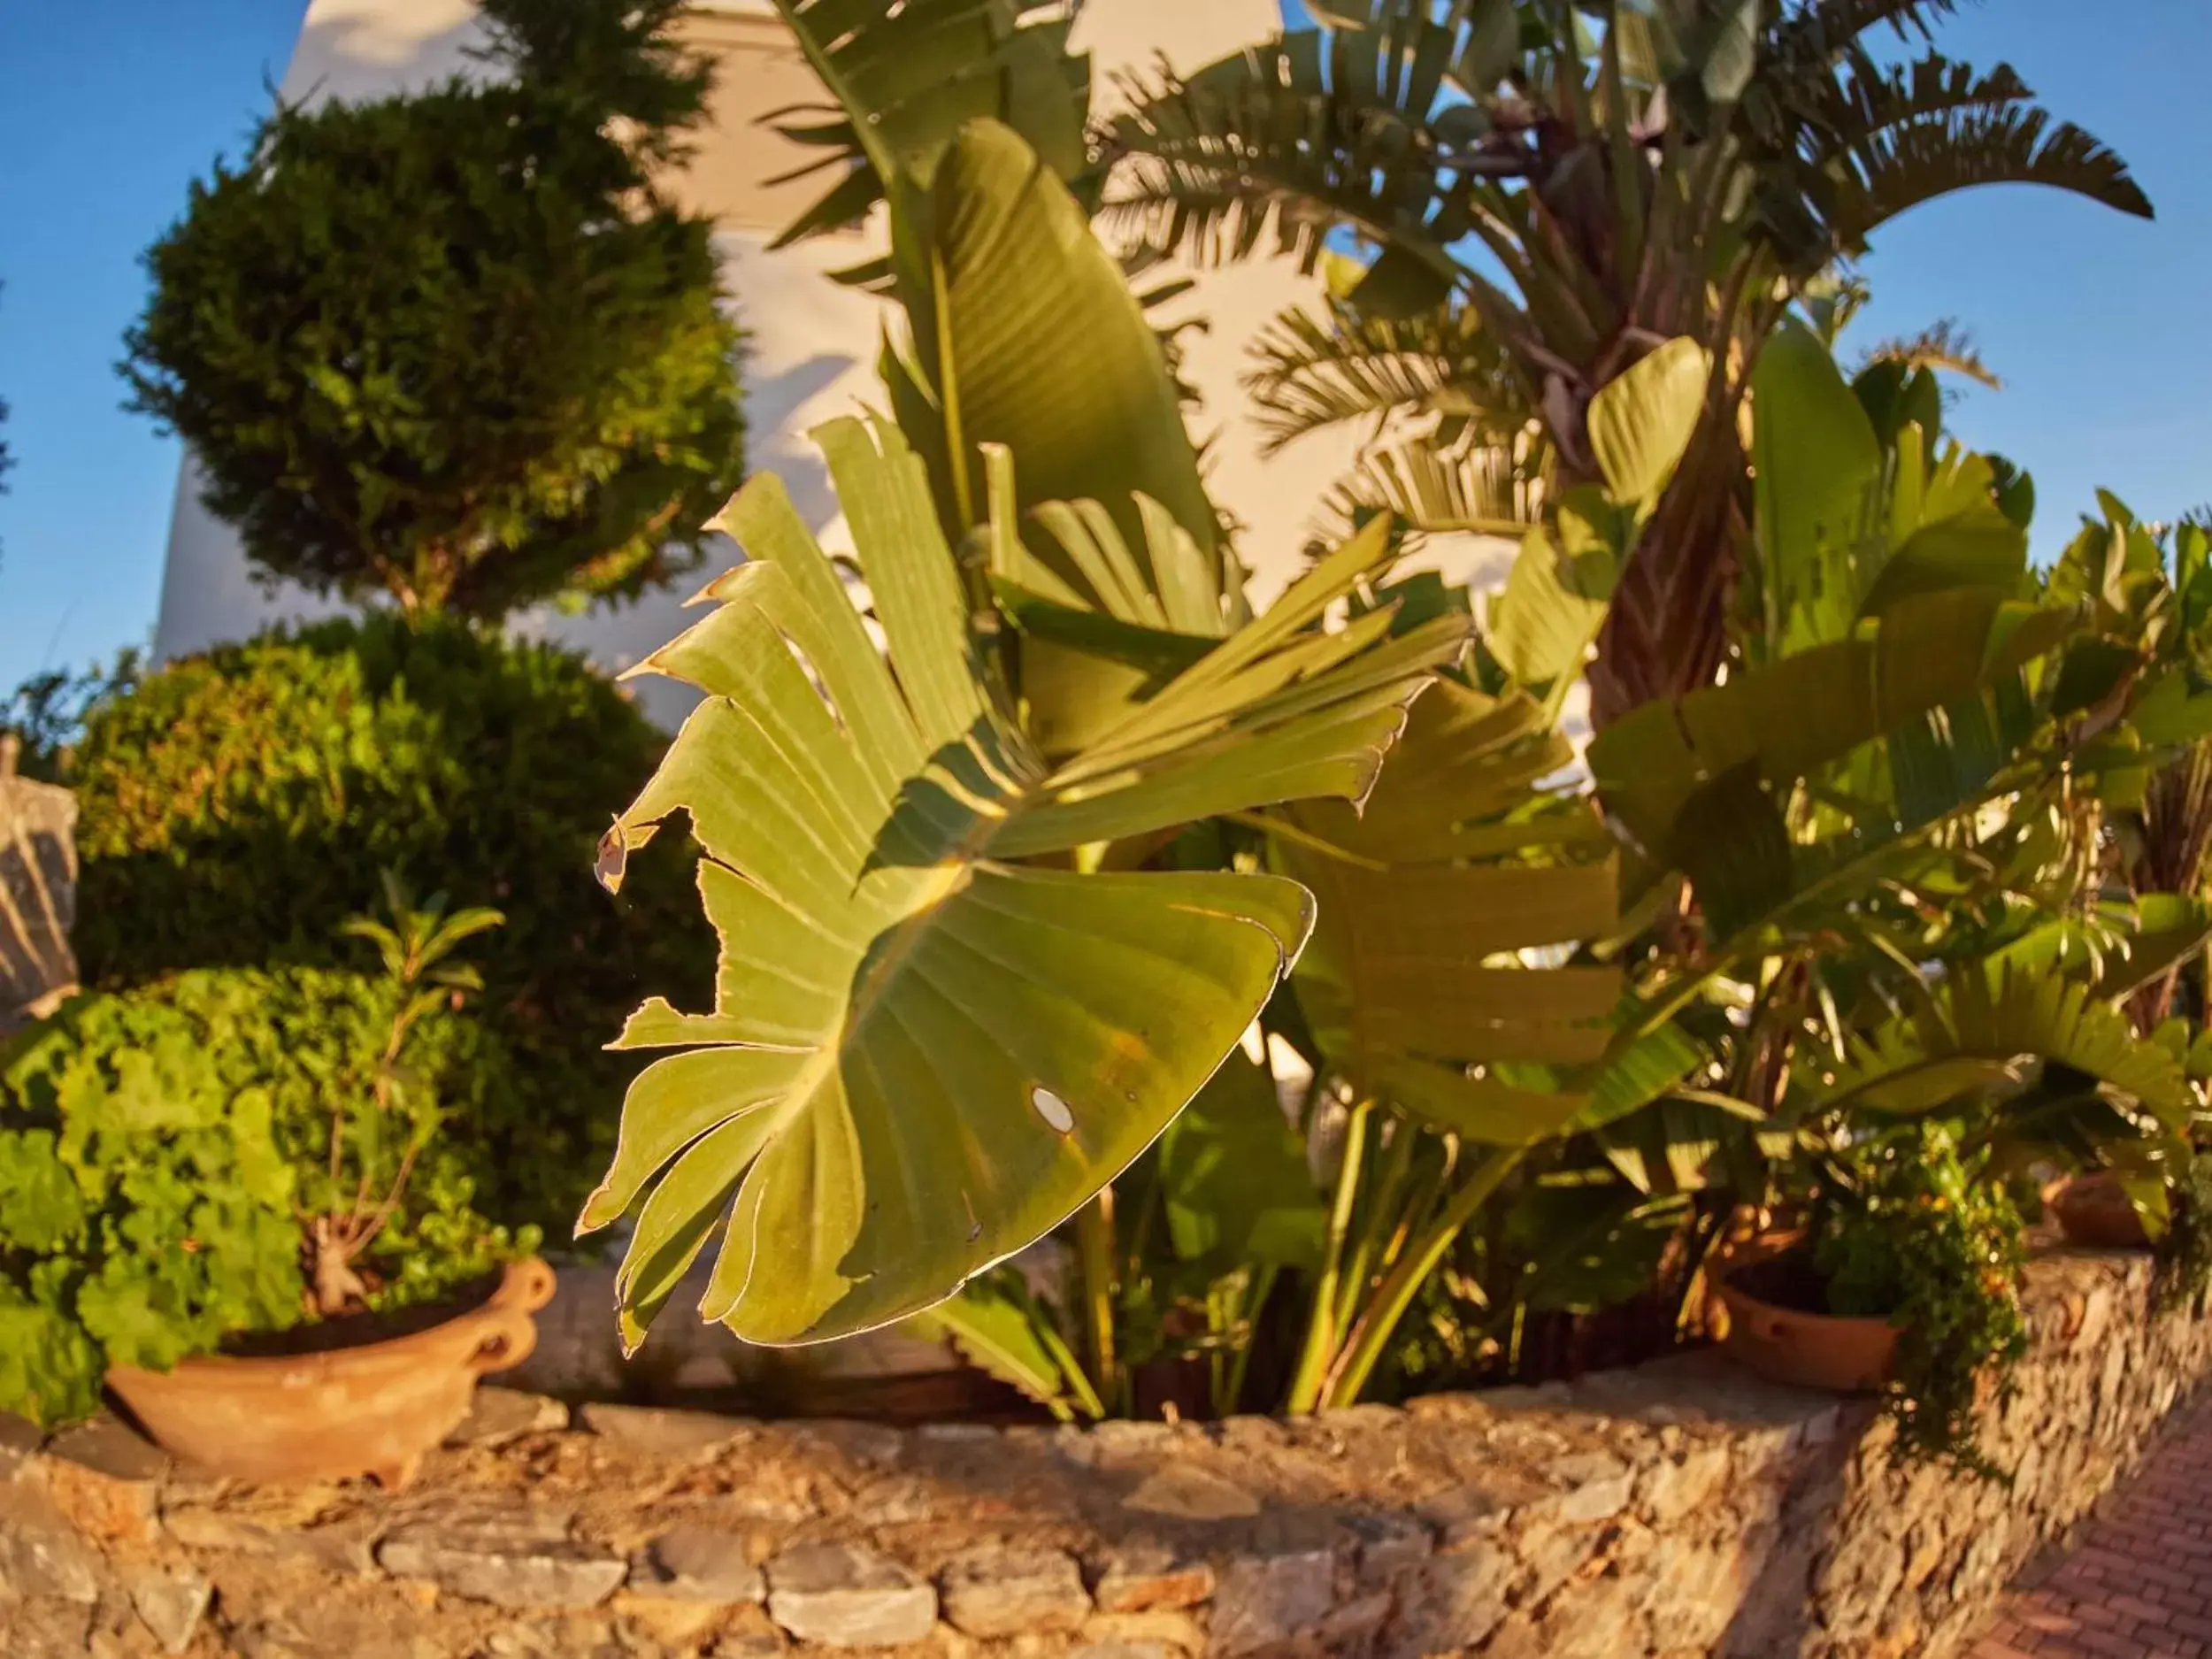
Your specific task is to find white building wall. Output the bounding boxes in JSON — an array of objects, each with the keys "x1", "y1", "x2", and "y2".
[{"x1": 150, "y1": 1, "x2": 1423, "y2": 729}]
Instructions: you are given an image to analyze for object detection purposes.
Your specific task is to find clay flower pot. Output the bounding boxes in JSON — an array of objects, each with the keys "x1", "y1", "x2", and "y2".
[
  {"x1": 2050, "y1": 1171, "x2": 2152, "y2": 1250},
  {"x1": 1710, "y1": 1234, "x2": 1899, "y2": 1394},
  {"x1": 107, "y1": 1256, "x2": 557, "y2": 1488}
]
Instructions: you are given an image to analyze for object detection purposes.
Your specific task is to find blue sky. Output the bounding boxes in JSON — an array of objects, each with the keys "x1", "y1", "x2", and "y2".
[{"x1": 0, "y1": 0, "x2": 2202, "y2": 682}]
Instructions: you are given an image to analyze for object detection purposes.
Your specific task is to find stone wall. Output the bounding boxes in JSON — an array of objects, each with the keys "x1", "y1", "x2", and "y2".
[{"x1": 3, "y1": 1249, "x2": 2205, "y2": 1658}]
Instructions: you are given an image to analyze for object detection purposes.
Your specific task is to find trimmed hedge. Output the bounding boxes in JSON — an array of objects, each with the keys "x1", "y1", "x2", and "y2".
[{"x1": 64, "y1": 615, "x2": 710, "y2": 1229}]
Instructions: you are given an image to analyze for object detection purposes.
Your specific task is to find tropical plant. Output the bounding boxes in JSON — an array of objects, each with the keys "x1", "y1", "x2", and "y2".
[
  {"x1": 121, "y1": 0, "x2": 744, "y2": 620},
  {"x1": 588, "y1": 0, "x2": 2199, "y2": 1437},
  {"x1": 1101, "y1": 0, "x2": 2150, "y2": 722},
  {"x1": 58, "y1": 614, "x2": 709, "y2": 1232}
]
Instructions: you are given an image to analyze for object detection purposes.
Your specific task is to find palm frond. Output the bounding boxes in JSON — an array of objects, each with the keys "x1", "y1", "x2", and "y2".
[
  {"x1": 1311, "y1": 430, "x2": 1545, "y2": 553},
  {"x1": 1245, "y1": 297, "x2": 1534, "y2": 454},
  {"x1": 1788, "y1": 50, "x2": 2034, "y2": 153},
  {"x1": 1809, "y1": 104, "x2": 2152, "y2": 257},
  {"x1": 1857, "y1": 319, "x2": 2000, "y2": 389},
  {"x1": 1098, "y1": 19, "x2": 1494, "y2": 316},
  {"x1": 1769, "y1": 0, "x2": 1962, "y2": 71}
]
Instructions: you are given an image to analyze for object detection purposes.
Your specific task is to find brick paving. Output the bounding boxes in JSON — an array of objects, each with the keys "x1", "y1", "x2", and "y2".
[{"x1": 1973, "y1": 1399, "x2": 2212, "y2": 1657}]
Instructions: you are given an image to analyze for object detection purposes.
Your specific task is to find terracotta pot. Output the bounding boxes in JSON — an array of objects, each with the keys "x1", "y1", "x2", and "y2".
[
  {"x1": 2051, "y1": 1171, "x2": 2152, "y2": 1250},
  {"x1": 1709, "y1": 1235, "x2": 1899, "y2": 1394},
  {"x1": 107, "y1": 1256, "x2": 557, "y2": 1488}
]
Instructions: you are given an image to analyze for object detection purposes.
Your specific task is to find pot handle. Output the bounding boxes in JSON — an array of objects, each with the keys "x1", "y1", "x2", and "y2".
[
  {"x1": 491, "y1": 1256, "x2": 559, "y2": 1316},
  {"x1": 465, "y1": 1303, "x2": 541, "y2": 1378}
]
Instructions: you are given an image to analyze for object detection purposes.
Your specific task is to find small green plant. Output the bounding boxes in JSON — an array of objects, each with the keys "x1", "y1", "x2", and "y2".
[
  {"x1": 300, "y1": 876, "x2": 513, "y2": 1313},
  {"x1": 1811, "y1": 1122, "x2": 2028, "y2": 1471},
  {"x1": 0, "y1": 995, "x2": 303, "y2": 1426}
]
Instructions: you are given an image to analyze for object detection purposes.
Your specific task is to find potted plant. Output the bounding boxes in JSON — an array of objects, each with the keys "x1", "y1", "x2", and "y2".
[
  {"x1": 1713, "y1": 1121, "x2": 2028, "y2": 1467},
  {"x1": 0, "y1": 879, "x2": 549, "y2": 1486}
]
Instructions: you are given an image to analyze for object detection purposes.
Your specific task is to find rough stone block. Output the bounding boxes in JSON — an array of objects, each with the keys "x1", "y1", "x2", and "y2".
[
  {"x1": 129, "y1": 1568, "x2": 212, "y2": 1655},
  {"x1": 788, "y1": 1418, "x2": 903, "y2": 1470},
  {"x1": 448, "y1": 1386, "x2": 569, "y2": 1448},
  {"x1": 0, "y1": 1411, "x2": 42, "y2": 1479},
  {"x1": 1080, "y1": 1609, "x2": 1204, "y2": 1652},
  {"x1": 379, "y1": 1518, "x2": 627, "y2": 1610},
  {"x1": 1121, "y1": 1465, "x2": 1258, "y2": 1520},
  {"x1": 627, "y1": 1525, "x2": 765, "y2": 1605},
  {"x1": 578, "y1": 1402, "x2": 748, "y2": 1458},
  {"x1": 1207, "y1": 1547, "x2": 1337, "y2": 1655},
  {"x1": 1387, "y1": 1544, "x2": 1515, "y2": 1655},
  {"x1": 0, "y1": 1479, "x2": 104, "y2": 1602},
  {"x1": 40, "y1": 1416, "x2": 168, "y2": 1542},
  {"x1": 1348, "y1": 1510, "x2": 1434, "y2": 1591},
  {"x1": 939, "y1": 1543, "x2": 1091, "y2": 1636},
  {"x1": 765, "y1": 1541, "x2": 935, "y2": 1647},
  {"x1": 1636, "y1": 1443, "x2": 1731, "y2": 1525},
  {"x1": 1542, "y1": 1451, "x2": 1632, "y2": 1523},
  {"x1": 1092, "y1": 1543, "x2": 1216, "y2": 1613}
]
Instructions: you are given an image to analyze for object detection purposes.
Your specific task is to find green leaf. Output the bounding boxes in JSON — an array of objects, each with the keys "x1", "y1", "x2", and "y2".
[
  {"x1": 1752, "y1": 319, "x2": 1883, "y2": 648},
  {"x1": 1590, "y1": 586, "x2": 2075, "y2": 862},
  {"x1": 767, "y1": 0, "x2": 1091, "y2": 250},
  {"x1": 1586, "y1": 338, "x2": 1709, "y2": 517},
  {"x1": 1155, "y1": 1050, "x2": 1325, "y2": 1274},
  {"x1": 1273, "y1": 684, "x2": 1618, "y2": 1130},
  {"x1": 586, "y1": 419, "x2": 1458, "y2": 1347},
  {"x1": 903, "y1": 1267, "x2": 1098, "y2": 1422},
  {"x1": 1812, "y1": 964, "x2": 2193, "y2": 1126},
  {"x1": 889, "y1": 119, "x2": 1221, "y2": 576},
  {"x1": 1487, "y1": 526, "x2": 1611, "y2": 693}
]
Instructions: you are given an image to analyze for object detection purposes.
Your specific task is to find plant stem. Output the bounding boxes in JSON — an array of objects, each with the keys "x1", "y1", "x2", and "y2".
[
  {"x1": 1335, "y1": 1115, "x2": 1416, "y2": 1336},
  {"x1": 1076, "y1": 1187, "x2": 1118, "y2": 1403},
  {"x1": 1320, "y1": 1145, "x2": 1522, "y2": 1409},
  {"x1": 1221, "y1": 1266, "x2": 1276, "y2": 1417},
  {"x1": 1286, "y1": 1097, "x2": 1372, "y2": 1413}
]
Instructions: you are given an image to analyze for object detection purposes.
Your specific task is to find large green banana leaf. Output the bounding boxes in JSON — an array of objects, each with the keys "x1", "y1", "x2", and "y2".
[
  {"x1": 884, "y1": 119, "x2": 1221, "y2": 572},
  {"x1": 582, "y1": 418, "x2": 1464, "y2": 1347},
  {"x1": 1753, "y1": 319, "x2": 2029, "y2": 653},
  {"x1": 1589, "y1": 585, "x2": 2077, "y2": 864},
  {"x1": 765, "y1": 0, "x2": 1091, "y2": 255},
  {"x1": 1274, "y1": 683, "x2": 1619, "y2": 1142}
]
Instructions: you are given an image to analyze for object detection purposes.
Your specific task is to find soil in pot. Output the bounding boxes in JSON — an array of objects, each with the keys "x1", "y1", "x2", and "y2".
[
  {"x1": 1712, "y1": 1242, "x2": 1900, "y2": 1394},
  {"x1": 106, "y1": 1256, "x2": 557, "y2": 1488}
]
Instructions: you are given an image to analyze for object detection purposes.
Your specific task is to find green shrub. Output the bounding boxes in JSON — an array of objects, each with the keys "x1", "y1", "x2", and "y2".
[
  {"x1": 119, "y1": 0, "x2": 743, "y2": 620},
  {"x1": 64, "y1": 614, "x2": 711, "y2": 1229},
  {"x1": 0, "y1": 991, "x2": 303, "y2": 1426}
]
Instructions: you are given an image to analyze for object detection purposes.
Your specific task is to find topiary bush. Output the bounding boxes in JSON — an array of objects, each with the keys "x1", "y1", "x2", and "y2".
[
  {"x1": 62, "y1": 614, "x2": 710, "y2": 1230},
  {"x1": 120, "y1": 0, "x2": 744, "y2": 619}
]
